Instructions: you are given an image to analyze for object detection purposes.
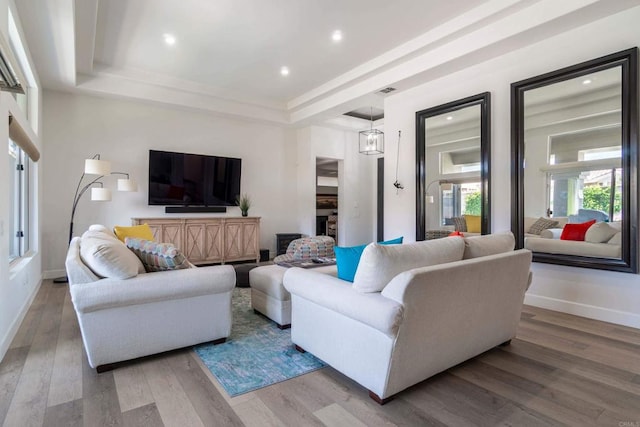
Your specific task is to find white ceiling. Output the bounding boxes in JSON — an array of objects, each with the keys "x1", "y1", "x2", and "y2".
[{"x1": 15, "y1": 0, "x2": 640, "y2": 127}]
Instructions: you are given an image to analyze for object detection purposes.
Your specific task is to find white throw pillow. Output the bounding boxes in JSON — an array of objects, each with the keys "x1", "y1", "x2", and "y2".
[
  {"x1": 79, "y1": 229, "x2": 141, "y2": 279},
  {"x1": 88, "y1": 224, "x2": 118, "y2": 239},
  {"x1": 585, "y1": 222, "x2": 618, "y2": 243},
  {"x1": 463, "y1": 232, "x2": 515, "y2": 259},
  {"x1": 353, "y1": 237, "x2": 465, "y2": 293}
]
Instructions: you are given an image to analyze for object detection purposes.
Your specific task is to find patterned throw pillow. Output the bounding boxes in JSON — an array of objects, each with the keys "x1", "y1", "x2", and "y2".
[
  {"x1": 125, "y1": 237, "x2": 191, "y2": 272},
  {"x1": 528, "y1": 217, "x2": 559, "y2": 235},
  {"x1": 452, "y1": 216, "x2": 467, "y2": 232}
]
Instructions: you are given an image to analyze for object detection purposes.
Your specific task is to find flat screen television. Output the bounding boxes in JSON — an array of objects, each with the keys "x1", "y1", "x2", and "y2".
[{"x1": 148, "y1": 150, "x2": 242, "y2": 206}]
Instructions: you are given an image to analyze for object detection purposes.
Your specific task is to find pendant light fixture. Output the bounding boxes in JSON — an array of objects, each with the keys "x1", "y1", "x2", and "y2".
[{"x1": 359, "y1": 107, "x2": 384, "y2": 155}]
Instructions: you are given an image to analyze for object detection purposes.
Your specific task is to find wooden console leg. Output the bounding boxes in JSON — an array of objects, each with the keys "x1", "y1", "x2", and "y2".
[
  {"x1": 499, "y1": 339, "x2": 512, "y2": 347},
  {"x1": 294, "y1": 344, "x2": 306, "y2": 353},
  {"x1": 369, "y1": 390, "x2": 394, "y2": 405},
  {"x1": 212, "y1": 337, "x2": 227, "y2": 345}
]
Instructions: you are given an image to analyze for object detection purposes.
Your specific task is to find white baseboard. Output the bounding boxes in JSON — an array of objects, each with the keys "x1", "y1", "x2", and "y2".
[
  {"x1": 0, "y1": 279, "x2": 42, "y2": 361},
  {"x1": 524, "y1": 293, "x2": 640, "y2": 329},
  {"x1": 43, "y1": 269, "x2": 66, "y2": 280}
]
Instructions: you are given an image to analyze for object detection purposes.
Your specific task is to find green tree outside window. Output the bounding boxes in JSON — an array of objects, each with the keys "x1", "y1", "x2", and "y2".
[
  {"x1": 582, "y1": 185, "x2": 621, "y2": 214},
  {"x1": 464, "y1": 192, "x2": 482, "y2": 215}
]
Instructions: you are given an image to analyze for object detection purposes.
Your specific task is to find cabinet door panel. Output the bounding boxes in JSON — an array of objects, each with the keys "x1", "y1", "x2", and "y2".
[
  {"x1": 204, "y1": 223, "x2": 223, "y2": 262},
  {"x1": 161, "y1": 224, "x2": 183, "y2": 250},
  {"x1": 242, "y1": 222, "x2": 259, "y2": 258},
  {"x1": 224, "y1": 223, "x2": 243, "y2": 259},
  {"x1": 184, "y1": 224, "x2": 205, "y2": 262}
]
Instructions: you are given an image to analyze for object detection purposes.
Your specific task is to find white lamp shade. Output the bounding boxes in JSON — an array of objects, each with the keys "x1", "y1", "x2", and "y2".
[
  {"x1": 117, "y1": 178, "x2": 138, "y2": 192},
  {"x1": 85, "y1": 159, "x2": 111, "y2": 175},
  {"x1": 91, "y1": 187, "x2": 112, "y2": 201}
]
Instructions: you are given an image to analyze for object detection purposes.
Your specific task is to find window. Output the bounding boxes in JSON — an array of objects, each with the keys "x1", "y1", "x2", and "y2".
[
  {"x1": 545, "y1": 134, "x2": 621, "y2": 220},
  {"x1": 8, "y1": 139, "x2": 29, "y2": 261},
  {"x1": 441, "y1": 181, "x2": 481, "y2": 226},
  {"x1": 548, "y1": 168, "x2": 621, "y2": 220}
]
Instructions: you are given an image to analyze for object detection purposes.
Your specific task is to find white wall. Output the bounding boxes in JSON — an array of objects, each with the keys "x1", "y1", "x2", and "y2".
[
  {"x1": 42, "y1": 92, "x2": 377, "y2": 277},
  {"x1": 383, "y1": 7, "x2": 640, "y2": 328},
  {"x1": 0, "y1": 0, "x2": 43, "y2": 360},
  {"x1": 295, "y1": 125, "x2": 376, "y2": 246}
]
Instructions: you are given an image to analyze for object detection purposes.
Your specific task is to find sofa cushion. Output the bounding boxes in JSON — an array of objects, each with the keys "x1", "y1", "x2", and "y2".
[
  {"x1": 608, "y1": 232, "x2": 622, "y2": 245},
  {"x1": 560, "y1": 220, "x2": 596, "y2": 241},
  {"x1": 80, "y1": 230, "x2": 141, "y2": 280},
  {"x1": 527, "y1": 217, "x2": 559, "y2": 235},
  {"x1": 463, "y1": 215, "x2": 481, "y2": 233},
  {"x1": 114, "y1": 224, "x2": 155, "y2": 243},
  {"x1": 88, "y1": 224, "x2": 118, "y2": 239},
  {"x1": 462, "y1": 232, "x2": 515, "y2": 259},
  {"x1": 125, "y1": 238, "x2": 192, "y2": 272},
  {"x1": 585, "y1": 222, "x2": 618, "y2": 243},
  {"x1": 334, "y1": 237, "x2": 403, "y2": 282},
  {"x1": 353, "y1": 237, "x2": 465, "y2": 293}
]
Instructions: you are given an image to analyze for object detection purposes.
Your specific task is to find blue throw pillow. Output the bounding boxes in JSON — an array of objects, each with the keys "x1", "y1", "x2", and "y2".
[{"x1": 335, "y1": 237, "x2": 403, "y2": 282}]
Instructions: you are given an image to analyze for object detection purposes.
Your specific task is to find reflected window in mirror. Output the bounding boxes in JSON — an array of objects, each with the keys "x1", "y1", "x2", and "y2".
[
  {"x1": 511, "y1": 48, "x2": 637, "y2": 273},
  {"x1": 416, "y1": 93, "x2": 490, "y2": 240}
]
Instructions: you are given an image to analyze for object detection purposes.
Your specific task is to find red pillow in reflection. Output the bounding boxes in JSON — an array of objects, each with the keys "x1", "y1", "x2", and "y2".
[
  {"x1": 560, "y1": 219, "x2": 596, "y2": 241},
  {"x1": 449, "y1": 231, "x2": 464, "y2": 237}
]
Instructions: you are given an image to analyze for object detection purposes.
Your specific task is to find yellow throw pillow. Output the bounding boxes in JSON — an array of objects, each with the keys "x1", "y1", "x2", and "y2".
[
  {"x1": 463, "y1": 215, "x2": 481, "y2": 233},
  {"x1": 113, "y1": 224, "x2": 155, "y2": 243}
]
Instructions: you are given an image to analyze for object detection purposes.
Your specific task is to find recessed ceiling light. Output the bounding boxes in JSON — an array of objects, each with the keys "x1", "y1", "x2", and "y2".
[
  {"x1": 582, "y1": 79, "x2": 592, "y2": 85},
  {"x1": 280, "y1": 66, "x2": 290, "y2": 76},
  {"x1": 332, "y1": 30, "x2": 343, "y2": 42},
  {"x1": 446, "y1": 116, "x2": 453, "y2": 121},
  {"x1": 163, "y1": 33, "x2": 176, "y2": 46}
]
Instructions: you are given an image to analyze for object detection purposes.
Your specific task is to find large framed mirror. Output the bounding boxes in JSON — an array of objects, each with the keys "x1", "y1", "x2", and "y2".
[
  {"x1": 416, "y1": 93, "x2": 491, "y2": 240},
  {"x1": 511, "y1": 48, "x2": 638, "y2": 273}
]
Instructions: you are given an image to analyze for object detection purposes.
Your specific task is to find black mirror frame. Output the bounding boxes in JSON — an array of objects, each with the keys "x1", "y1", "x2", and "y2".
[
  {"x1": 511, "y1": 48, "x2": 638, "y2": 273},
  {"x1": 416, "y1": 92, "x2": 491, "y2": 240}
]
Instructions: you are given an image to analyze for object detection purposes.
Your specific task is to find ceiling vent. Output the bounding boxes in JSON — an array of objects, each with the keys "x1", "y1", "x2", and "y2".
[{"x1": 377, "y1": 87, "x2": 396, "y2": 94}]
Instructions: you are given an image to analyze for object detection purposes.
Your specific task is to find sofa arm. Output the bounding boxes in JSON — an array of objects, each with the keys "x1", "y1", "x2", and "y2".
[
  {"x1": 283, "y1": 268, "x2": 403, "y2": 336},
  {"x1": 71, "y1": 265, "x2": 236, "y2": 313},
  {"x1": 539, "y1": 228, "x2": 563, "y2": 239}
]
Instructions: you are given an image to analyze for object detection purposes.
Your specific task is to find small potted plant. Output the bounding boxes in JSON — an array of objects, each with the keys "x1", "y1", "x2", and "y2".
[{"x1": 237, "y1": 194, "x2": 251, "y2": 217}]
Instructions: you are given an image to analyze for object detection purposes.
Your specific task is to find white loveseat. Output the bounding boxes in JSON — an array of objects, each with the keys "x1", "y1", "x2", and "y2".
[
  {"x1": 283, "y1": 233, "x2": 532, "y2": 403},
  {"x1": 66, "y1": 227, "x2": 236, "y2": 371}
]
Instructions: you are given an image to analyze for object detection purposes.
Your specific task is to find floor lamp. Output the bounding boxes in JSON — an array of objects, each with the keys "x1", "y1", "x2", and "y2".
[{"x1": 53, "y1": 154, "x2": 137, "y2": 284}]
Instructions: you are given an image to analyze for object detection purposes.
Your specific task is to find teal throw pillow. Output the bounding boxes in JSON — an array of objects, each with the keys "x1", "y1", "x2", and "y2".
[{"x1": 335, "y1": 237, "x2": 403, "y2": 282}]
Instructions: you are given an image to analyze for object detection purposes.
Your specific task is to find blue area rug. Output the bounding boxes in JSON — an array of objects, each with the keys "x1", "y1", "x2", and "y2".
[{"x1": 194, "y1": 288, "x2": 326, "y2": 397}]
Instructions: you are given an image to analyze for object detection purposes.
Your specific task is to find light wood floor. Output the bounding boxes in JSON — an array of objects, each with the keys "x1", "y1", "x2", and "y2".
[{"x1": 1, "y1": 280, "x2": 640, "y2": 427}]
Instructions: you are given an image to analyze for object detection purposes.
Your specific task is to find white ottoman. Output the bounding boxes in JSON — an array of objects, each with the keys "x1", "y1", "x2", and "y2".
[{"x1": 249, "y1": 264, "x2": 337, "y2": 329}]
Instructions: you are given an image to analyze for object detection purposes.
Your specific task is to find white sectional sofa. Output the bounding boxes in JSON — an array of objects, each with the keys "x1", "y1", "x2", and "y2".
[
  {"x1": 65, "y1": 226, "x2": 236, "y2": 371},
  {"x1": 283, "y1": 233, "x2": 532, "y2": 404}
]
